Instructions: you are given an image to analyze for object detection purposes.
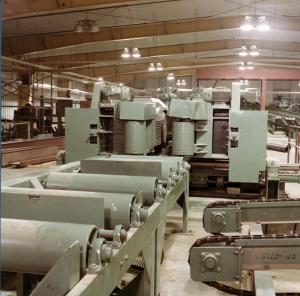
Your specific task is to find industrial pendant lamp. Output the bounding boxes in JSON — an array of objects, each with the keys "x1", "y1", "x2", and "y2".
[
  {"x1": 74, "y1": 19, "x2": 99, "y2": 33},
  {"x1": 239, "y1": 45, "x2": 259, "y2": 57},
  {"x1": 240, "y1": 16, "x2": 270, "y2": 32},
  {"x1": 131, "y1": 48, "x2": 141, "y2": 58},
  {"x1": 148, "y1": 62, "x2": 163, "y2": 72},
  {"x1": 239, "y1": 61, "x2": 254, "y2": 71},
  {"x1": 167, "y1": 73, "x2": 175, "y2": 81},
  {"x1": 156, "y1": 63, "x2": 163, "y2": 71},
  {"x1": 121, "y1": 48, "x2": 131, "y2": 59},
  {"x1": 121, "y1": 47, "x2": 141, "y2": 59},
  {"x1": 148, "y1": 63, "x2": 156, "y2": 72}
]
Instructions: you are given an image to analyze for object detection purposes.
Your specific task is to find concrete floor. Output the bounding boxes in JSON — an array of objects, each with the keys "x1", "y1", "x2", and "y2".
[{"x1": 2, "y1": 133, "x2": 300, "y2": 295}]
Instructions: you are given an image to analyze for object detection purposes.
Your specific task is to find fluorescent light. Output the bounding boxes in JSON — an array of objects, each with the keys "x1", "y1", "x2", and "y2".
[
  {"x1": 238, "y1": 66, "x2": 246, "y2": 71},
  {"x1": 121, "y1": 48, "x2": 131, "y2": 59}
]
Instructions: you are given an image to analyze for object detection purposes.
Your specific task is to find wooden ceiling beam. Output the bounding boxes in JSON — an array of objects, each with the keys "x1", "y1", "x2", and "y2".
[
  {"x1": 66, "y1": 57, "x2": 300, "y2": 77},
  {"x1": 105, "y1": 68, "x2": 197, "y2": 83},
  {"x1": 4, "y1": 16, "x2": 300, "y2": 56},
  {"x1": 3, "y1": 0, "x2": 153, "y2": 20},
  {"x1": 28, "y1": 39, "x2": 300, "y2": 67}
]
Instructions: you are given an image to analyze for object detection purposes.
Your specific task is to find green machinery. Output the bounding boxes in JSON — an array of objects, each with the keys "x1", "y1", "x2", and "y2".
[
  {"x1": 168, "y1": 83, "x2": 268, "y2": 197},
  {"x1": 1, "y1": 155, "x2": 189, "y2": 296},
  {"x1": 189, "y1": 195, "x2": 300, "y2": 295},
  {"x1": 65, "y1": 82, "x2": 167, "y2": 163},
  {"x1": 65, "y1": 82, "x2": 270, "y2": 197}
]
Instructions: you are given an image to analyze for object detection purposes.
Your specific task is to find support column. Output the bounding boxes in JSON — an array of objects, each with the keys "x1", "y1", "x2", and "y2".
[{"x1": 260, "y1": 79, "x2": 267, "y2": 110}]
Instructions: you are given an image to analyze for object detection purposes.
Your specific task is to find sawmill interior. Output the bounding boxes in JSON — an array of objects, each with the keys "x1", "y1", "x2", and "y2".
[{"x1": 1, "y1": 1, "x2": 300, "y2": 295}]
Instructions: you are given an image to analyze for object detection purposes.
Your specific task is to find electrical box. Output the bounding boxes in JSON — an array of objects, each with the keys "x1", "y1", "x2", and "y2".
[
  {"x1": 65, "y1": 108, "x2": 100, "y2": 163},
  {"x1": 228, "y1": 111, "x2": 267, "y2": 183}
]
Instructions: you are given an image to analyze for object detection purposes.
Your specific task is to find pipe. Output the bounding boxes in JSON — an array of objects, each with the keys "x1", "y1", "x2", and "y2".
[
  {"x1": 2, "y1": 56, "x2": 99, "y2": 83},
  {"x1": 45, "y1": 172, "x2": 158, "y2": 206},
  {"x1": 267, "y1": 143, "x2": 288, "y2": 153},
  {"x1": 99, "y1": 229, "x2": 127, "y2": 242},
  {"x1": 279, "y1": 174, "x2": 300, "y2": 183}
]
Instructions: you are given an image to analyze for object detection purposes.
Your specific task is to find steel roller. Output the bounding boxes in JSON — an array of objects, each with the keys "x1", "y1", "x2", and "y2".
[
  {"x1": 1, "y1": 219, "x2": 112, "y2": 274},
  {"x1": 45, "y1": 172, "x2": 158, "y2": 206}
]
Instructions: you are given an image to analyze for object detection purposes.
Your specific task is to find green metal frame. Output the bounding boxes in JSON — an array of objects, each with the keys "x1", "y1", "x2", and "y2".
[
  {"x1": 2, "y1": 157, "x2": 189, "y2": 296},
  {"x1": 203, "y1": 200, "x2": 300, "y2": 233}
]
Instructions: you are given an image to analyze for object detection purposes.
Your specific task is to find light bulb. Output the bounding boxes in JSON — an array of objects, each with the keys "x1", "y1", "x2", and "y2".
[{"x1": 181, "y1": 79, "x2": 186, "y2": 86}]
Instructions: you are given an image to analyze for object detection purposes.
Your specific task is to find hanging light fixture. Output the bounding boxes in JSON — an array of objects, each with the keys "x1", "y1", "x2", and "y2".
[
  {"x1": 148, "y1": 63, "x2": 156, "y2": 72},
  {"x1": 239, "y1": 45, "x2": 260, "y2": 57},
  {"x1": 156, "y1": 62, "x2": 163, "y2": 71},
  {"x1": 74, "y1": 19, "x2": 99, "y2": 33},
  {"x1": 167, "y1": 73, "x2": 175, "y2": 81},
  {"x1": 256, "y1": 16, "x2": 270, "y2": 31},
  {"x1": 240, "y1": 16, "x2": 270, "y2": 32},
  {"x1": 238, "y1": 62, "x2": 246, "y2": 71},
  {"x1": 176, "y1": 80, "x2": 181, "y2": 87},
  {"x1": 131, "y1": 48, "x2": 141, "y2": 58},
  {"x1": 249, "y1": 45, "x2": 259, "y2": 56},
  {"x1": 121, "y1": 48, "x2": 131, "y2": 59},
  {"x1": 240, "y1": 79, "x2": 249, "y2": 86},
  {"x1": 181, "y1": 79, "x2": 186, "y2": 86},
  {"x1": 239, "y1": 46, "x2": 249, "y2": 57},
  {"x1": 239, "y1": 61, "x2": 255, "y2": 70},
  {"x1": 121, "y1": 47, "x2": 141, "y2": 59},
  {"x1": 74, "y1": 21, "x2": 84, "y2": 33},
  {"x1": 240, "y1": 16, "x2": 254, "y2": 31},
  {"x1": 148, "y1": 62, "x2": 163, "y2": 72},
  {"x1": 246, "y1": 62, "x2": 254, "y2": 70}
]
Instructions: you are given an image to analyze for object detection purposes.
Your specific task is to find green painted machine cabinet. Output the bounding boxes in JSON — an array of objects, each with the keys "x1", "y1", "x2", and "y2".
[
  {"x1": 65, "y1": 108, "x2": 100, "y2": 163},
  {"x1": 228, "y1": 111, "x2": 268, "y2": 183},
  {"x1": 119, "y1": 101, "x2": 156, "y2": 120},
  {"x1": 169, "y1": 99, "x2": 208, "y2": 120}
]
